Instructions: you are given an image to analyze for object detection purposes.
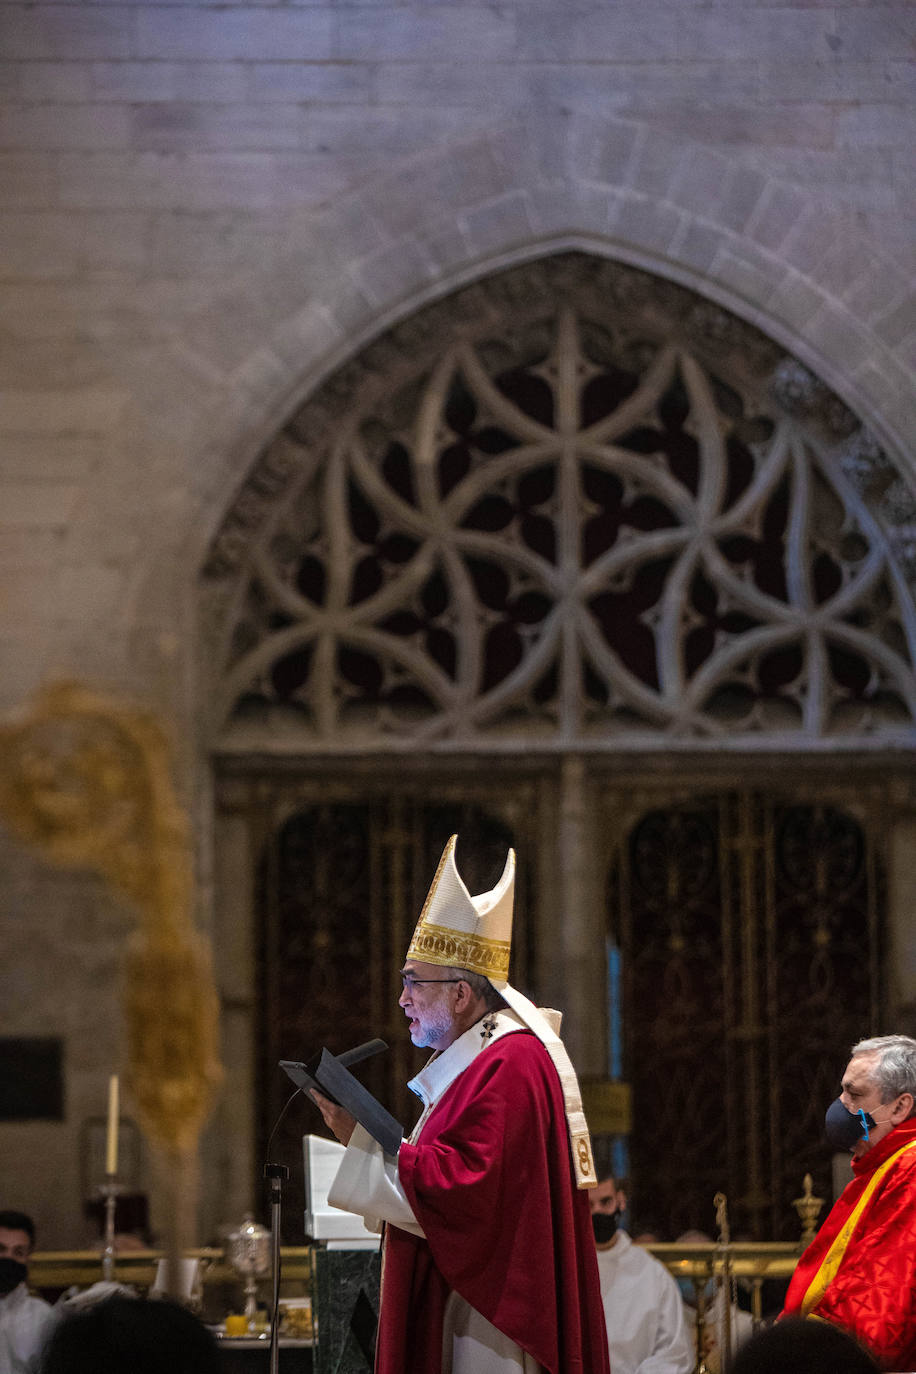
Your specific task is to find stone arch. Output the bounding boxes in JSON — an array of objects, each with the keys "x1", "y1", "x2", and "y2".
[
  {"x1": 181, "y1": 138, "x2": 914, "y2": 1231},
  {"x1": 107, "y1": 111, "x2": 911, "y2": 703},
  {"x1": 126, "y1": 114, "x2": 915, "y2": 679},
  {"x1": 198, "y1": 252, "x2": 916, "y2": 756}
]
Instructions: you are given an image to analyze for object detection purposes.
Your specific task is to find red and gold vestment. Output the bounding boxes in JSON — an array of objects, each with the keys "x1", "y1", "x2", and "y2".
[
  {"x1": 378, "y1": 1028, "x2": 609, "y2": 1374},
  {"x1": 783, "y1": 1116, "x2": 916, "y2": 1370}
]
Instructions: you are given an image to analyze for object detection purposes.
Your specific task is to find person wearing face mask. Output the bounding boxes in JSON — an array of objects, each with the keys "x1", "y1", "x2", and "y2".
[
  {"x1": 781, "y1": 1034, "x2": 916, "y2": 1371},
  {"x1": 0, "y1": 1210, "x2": 56, "y2": 1374},
  {"x1": 589, "y1": 1170, "x2": 692, "y2": 1374}
]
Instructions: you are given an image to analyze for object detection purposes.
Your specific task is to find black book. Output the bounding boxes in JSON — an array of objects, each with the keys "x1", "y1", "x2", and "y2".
[{"x1": 280, "y1": 1040, "x2": 403, "y2": 1157}]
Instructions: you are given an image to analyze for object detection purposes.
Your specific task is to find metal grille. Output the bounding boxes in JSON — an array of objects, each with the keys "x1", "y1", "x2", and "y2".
[
  {"x1": 255, "y1": 789, "x2": 526, "y2": 1239},
  {"x1": 612, "y1": 793, "x2": 884, "y2": 1240}
]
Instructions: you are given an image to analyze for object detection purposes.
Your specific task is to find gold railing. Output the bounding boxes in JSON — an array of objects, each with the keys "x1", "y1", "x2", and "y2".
[
  {"x1": 29, "y1": 1240, "x2": 796, "y2": 1300},
  {"x1": 29, "y1": 1240, "x2": 794, "y2": 1301},
  {"x1": 29, "y1": 1246, "x2": 312, "y2": 1294},
  {"x1": 649, "y1": 1241, "x2": 800, "y2": 1315},
  {"x1": 29, "y1": 1240, "x2": 797, "y2": 1372},
  {"x1": 649, "y1": 1241, "x2": 802, "y2": 1374}
]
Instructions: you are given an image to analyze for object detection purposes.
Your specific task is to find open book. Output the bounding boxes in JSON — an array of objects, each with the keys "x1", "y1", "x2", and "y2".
[{"x1": 302, "y1": 1134, "x2": 381, "y2": 1249}]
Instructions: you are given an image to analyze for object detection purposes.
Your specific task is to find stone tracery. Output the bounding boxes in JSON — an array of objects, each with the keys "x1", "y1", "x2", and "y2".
[{"x1": 201, "y1": 255, "x2": 916, "y2": 751}]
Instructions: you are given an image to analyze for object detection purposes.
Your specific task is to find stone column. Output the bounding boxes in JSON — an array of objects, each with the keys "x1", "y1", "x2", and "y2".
[
  {"x1": 556, "y1": 754, "x2": 606, "y2": 1075},
  {"x1": 887, "y1": 813, "x2": 916, "y2": 1033},
  {"x1": 200, "y1": 808, "x2": 257, "y2": 1237}
]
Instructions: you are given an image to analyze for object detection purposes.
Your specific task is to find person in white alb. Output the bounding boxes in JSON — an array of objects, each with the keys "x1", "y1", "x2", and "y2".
[
  {"x1": 590, "y1": 1172, "x2": 693, "y2": 1374},
  {"x1": 0, "y1": 1211, "x2": 56, "y2": 1374}
]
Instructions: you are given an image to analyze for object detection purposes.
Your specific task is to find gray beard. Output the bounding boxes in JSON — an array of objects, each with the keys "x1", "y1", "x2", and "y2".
[{"x1": 410, "y1": 1007, "x2": 455, "y2": 1048}]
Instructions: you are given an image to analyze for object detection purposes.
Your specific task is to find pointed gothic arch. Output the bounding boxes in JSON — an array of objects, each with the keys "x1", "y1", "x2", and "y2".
[
  {"x1": 200, "y1": 250, "x2": 916, "y2": 1238},
  {"x1": 200, "y1": 253, "x2": 916, "y2": 756}
]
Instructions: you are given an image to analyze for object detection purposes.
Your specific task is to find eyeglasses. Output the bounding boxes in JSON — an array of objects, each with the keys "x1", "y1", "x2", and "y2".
[{"x1": 400, "y1": 975, "x2": 464, "y2": 992}]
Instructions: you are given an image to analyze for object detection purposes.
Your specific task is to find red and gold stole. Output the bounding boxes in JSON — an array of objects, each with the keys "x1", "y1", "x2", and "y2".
[{"x1": 800, "y1": 1138, "x2": 916, "y2": 1316}]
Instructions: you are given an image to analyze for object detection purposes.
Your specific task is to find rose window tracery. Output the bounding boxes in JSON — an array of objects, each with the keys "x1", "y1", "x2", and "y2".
[{"x1": 202, "y1": 256, "x2": 916, "y2": 751}]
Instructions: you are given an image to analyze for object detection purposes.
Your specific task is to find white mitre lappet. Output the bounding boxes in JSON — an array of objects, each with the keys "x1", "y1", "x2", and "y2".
[{"x1": 406, "y1": 834, "x2": 597, "y2": 1189}]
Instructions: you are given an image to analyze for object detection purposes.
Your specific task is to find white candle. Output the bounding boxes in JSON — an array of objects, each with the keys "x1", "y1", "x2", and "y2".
[{"x1": 105, "y1": 1074, "x2": 119, "y2": 1176}]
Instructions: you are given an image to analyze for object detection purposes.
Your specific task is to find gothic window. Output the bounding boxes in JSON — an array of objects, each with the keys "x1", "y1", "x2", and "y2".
[
  {"x1": 202, "y1": 257, "x2": 916, "y2": 753},
  {"x1": 205, "y1": 257, "x2": 915, "y2": 1238}
]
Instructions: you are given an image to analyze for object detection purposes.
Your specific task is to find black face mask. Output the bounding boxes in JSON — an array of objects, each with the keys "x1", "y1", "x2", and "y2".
[
  {"x1": 0, "y1": 1259, "x2": 27, "y2": 1295},
  {"x1": 592, "y1": 1211, "x2": 618, "y2": 1245},
  {"x1": 825, "y1": 1097, "x2": 875, "y2": 1152}
]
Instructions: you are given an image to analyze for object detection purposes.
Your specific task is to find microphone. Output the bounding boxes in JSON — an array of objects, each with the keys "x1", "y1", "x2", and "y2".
[
  {"x1": 336, "y1": 1038, "x2": 388, "y2": 1068},
  {"x1": 278, "y1": 1036, "x2": 402, "y2": 1158},
  {"x1": 278, "y1": 1038, "x2": 387, "y2": 1083},
  {"x1": 263, "y1": 1037, "x2": 389, "y2": 1369},
  {"x1": 277, "y1": 1038, "x2": 389, "y2": 1103}
]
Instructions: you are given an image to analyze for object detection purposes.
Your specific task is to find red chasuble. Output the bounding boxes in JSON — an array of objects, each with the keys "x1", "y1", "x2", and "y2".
[
  {"x1": 782, "y1": 1116, "x2": 916, "y2": 1370},
  {"x1": 375, "y1": 1030, "x2": 610, "y2": 1374}
]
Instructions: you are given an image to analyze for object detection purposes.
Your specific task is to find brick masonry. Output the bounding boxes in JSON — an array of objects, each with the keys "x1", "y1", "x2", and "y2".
[{"x1": 0, "y1": 0, "x2": 913, "y2": 1247}]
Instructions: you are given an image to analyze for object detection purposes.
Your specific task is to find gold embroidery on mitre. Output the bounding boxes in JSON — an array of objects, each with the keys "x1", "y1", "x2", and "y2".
[{"x1": 406, "y1": 921, "x2": 511, "y2": 980}]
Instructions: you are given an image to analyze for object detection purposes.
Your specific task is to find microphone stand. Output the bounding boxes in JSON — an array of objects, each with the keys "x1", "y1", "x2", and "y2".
[
  {"x1": 264, "y1": 1162, "x2": 289, "y2": 1374},
  {"x1": 264, "y1": 1038, "x2": 387, "y2": 1374}
]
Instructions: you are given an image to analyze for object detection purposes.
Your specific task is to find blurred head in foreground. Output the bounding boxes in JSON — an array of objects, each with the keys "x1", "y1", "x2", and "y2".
[
  {"x1": 41, "y1": 1296, "x2": 220, "y2": 1374},
  {"x1": 730, "y1": 1317, "x2": 879, "y2": 1374}
]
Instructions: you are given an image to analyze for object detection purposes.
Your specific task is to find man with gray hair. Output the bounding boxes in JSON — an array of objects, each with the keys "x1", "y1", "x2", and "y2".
[
  {"x1": 312, "y1": 835, "x2": 609, "y2": 1374},
  {"x1": 782, "y1": 1034, "x2": 916, "y2": 1370}
]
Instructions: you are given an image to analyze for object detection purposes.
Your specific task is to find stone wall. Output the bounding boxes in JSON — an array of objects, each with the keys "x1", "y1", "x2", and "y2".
[{"x1": 0, "y1": 0, "x2": 913, "y2": 1246}]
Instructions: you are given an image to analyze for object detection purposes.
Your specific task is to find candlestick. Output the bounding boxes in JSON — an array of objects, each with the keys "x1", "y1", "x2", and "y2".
[
  {"x1": 105, "y1": 1074, "x2": 119, "y2": 1176},
  {"x1": 792, "y1": 1173, "x2": 825, "y2": 1247},
  {"x1": 100, "y1": 1178, "x2": 120, "y2": 1282}
]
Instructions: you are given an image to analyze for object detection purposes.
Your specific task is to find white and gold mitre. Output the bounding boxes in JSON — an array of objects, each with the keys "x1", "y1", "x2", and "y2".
[
  {"x1": 405, "y1": 834, "x2": 515, "y2": 983},
  {"x1": 406, "y1": 834, "x2": 597, "y2": 1189}
]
